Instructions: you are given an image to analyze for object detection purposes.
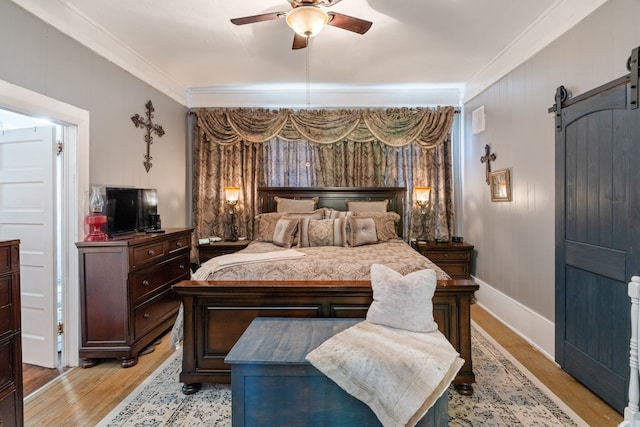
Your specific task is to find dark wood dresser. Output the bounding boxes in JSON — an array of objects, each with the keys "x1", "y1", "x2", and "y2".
[
  {"x1": 76, "y1": 228, "x2": 192, "y2": 368},
  {"x1": 412, "y1": 241, "x2": 474, "y2": 279},
  {"x1": 0, "y1": 240, "x2": 22, "y2": 427},
  {"x1": 197, "y1": 240, "x2": 250, "y2": 263}
]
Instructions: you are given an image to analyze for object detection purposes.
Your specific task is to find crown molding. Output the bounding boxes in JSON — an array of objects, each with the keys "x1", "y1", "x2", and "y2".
[
  {"x1": 11, "y1": 0, "x2": 186, "y2": 105},
  {"x1": 463, "y1": 0, "x2": 608, "y2": 103},
  {"x1": 186, "y1": 84, "x2": 464, "y2": 108}
]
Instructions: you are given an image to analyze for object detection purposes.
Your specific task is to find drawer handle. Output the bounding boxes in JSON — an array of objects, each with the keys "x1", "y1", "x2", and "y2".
[
  {"x1": 143, "y1": 313, "x2": 150, "y2": 319},
  {"x1": 147, "y1": 249, "x2": 155, "y2": 256},
  {"x1": 444, "y1": 253, "x2": 449, "y2": 257},
  {"x1": 179, "y1": 264, "x2": 185, "y2": 270},
  {"x1": 175, "y1": 242, "x2": 182, "y2": 247},
  {"x1": 142, "y1": 280, "x2": 150, "y2": 287}
]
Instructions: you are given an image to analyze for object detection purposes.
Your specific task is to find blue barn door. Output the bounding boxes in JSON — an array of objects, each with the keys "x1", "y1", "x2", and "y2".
[{"x1": 554, "y1": 57, "x2": 640, "y2": 413}]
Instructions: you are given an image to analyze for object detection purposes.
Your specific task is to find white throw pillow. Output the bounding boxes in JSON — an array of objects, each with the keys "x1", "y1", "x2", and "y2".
[{"x1": 366, "y1": 264, "x2": 438, "y2": 333}]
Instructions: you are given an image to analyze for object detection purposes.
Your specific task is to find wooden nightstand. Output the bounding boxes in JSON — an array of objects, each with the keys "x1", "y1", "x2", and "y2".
[
  {"x1": 197, "y1": 240, "x2": 250, "y2": 263},
  {"x1": 412, "y1": 241, "x2": 474, "y2": 279}
]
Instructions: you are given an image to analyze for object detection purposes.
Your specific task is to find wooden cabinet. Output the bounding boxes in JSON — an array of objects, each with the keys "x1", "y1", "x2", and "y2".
[
  {"x1": 76, "y1": 228, "x2": 192, "y2": 368},
  {"x1": 0, "y1": 240, "x2": 22, "y2": 427},
  {"x1": 197, "y1": 240, "x2": 249, "y2": 263},
  {"x1": 412, "y1": 241, "x2": 474, "y2": 279}
]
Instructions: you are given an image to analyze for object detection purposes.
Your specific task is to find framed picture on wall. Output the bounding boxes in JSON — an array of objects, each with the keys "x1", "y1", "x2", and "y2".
[{"x1": 490, "y1": 169, "x2": 512, "y2": 202}]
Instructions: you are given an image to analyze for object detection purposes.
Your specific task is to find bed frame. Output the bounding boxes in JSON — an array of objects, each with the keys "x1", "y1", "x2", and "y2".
[{"x1": 173, "y1": 187, "x2": 478, "y2": 395}]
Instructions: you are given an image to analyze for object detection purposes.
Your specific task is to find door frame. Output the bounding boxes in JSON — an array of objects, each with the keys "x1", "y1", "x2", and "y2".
[{"x1": 0, "y1": 78, "x2": 89, "y2": 367}]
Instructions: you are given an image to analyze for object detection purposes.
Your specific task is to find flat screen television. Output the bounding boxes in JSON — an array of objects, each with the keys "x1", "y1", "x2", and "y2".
[{"x1": 103, "y1": 187, "x2": 158, "y2": 236}]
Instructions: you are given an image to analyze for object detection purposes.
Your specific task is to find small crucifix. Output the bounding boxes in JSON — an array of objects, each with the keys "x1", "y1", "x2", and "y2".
[
  {"x1": 480, "y1": 144, "x2": 496, "y2": 185},
  {"x1": 131, "y1": 100, "x2": 165, "y2": 172}
]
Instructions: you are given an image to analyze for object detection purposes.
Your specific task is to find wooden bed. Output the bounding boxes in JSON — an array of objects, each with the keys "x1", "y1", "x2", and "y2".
[{"x1": 172, "y1": 187, "x2": 478, "y2": 395}]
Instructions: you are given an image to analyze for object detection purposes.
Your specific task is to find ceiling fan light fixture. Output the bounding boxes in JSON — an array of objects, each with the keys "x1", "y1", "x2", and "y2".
[{"x1": 286, "y1": 6, "x2": 329, "y2": 37}]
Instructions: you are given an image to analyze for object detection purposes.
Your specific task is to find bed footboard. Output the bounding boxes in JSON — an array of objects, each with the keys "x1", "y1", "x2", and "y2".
[{"x1": 172, "y1": 279, "x2": 478, "y2": 396}]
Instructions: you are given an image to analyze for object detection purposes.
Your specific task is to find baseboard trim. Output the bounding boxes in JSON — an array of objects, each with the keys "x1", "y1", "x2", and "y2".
[{"x1": 472, "y1": 276, "x2": 556, "y2": 361}]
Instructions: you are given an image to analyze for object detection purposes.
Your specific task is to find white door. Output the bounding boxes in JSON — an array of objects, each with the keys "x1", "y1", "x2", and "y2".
[{"x1": 0, "y1": 126, "x2": 57, "y2": 368}]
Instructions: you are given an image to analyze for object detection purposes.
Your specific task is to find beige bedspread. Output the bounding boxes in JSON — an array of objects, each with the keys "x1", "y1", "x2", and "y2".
[
  {"x1": 170, "y1": 239, "x2": 449, "y2": 348},
  {"x1": 199, "y1": 239, "x2": 450, "y2": 281},
  {"x1": 306, "y1": 320, "x2": 464, "y2": 427}
]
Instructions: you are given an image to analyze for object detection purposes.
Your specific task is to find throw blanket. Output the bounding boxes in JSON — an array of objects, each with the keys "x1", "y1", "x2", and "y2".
[
  {"x1": 170, "y1": 249, "x2": 306, "y2": 348},
  {"x1": 306, "y1": 320, "x2": 464, "y2": 427},
  {"x1": 191, "y1": 249, "x2": 307, "y2": 280}
]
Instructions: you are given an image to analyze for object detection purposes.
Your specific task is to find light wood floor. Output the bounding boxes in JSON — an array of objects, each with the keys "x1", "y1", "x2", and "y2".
[{"x1": 23, "y1": 306, "x2": 623, "y2": 426}]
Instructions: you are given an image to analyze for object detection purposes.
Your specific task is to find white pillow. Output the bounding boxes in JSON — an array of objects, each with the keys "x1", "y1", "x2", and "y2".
[{"x1": 366, "y1": 264, "x2": 438, "y2": 333}]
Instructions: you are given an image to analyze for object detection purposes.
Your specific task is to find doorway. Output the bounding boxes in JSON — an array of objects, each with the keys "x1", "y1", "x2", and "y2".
[
  {"x1": 0, "y1": 78, "x2": 90, "y2": 370},
  {"x1": 0, "y1": 112, "x2": 62, "y2": 368}
]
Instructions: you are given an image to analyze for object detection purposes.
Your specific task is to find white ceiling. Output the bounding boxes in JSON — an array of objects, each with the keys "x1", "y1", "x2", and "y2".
[{"x1": 12, "y1": 0, "x2": 607, "y2": 107}]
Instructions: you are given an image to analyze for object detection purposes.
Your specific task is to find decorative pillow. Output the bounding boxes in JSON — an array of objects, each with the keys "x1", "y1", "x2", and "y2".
[
  {"x1": 298, "y1": 218, "x2": 347, "y2": 247},
  {"x1": 354, "y1": 211, "x2": 400, "y2": 241},
  {"x1": 254, "y1": 212, "x2": 285, "y2": 242},
  {"x1": 346, "y1": 199, "x2": 389, "y2": 213},
  {"x1": 284, "y1": 209, "x2": 325, "y2": 221},
  {"x1": 347, "y1": 217, "x2": 378, "y2": 247},
  {"x1": 275, "y1": 196, "x2": 319, "y2": 213},
  {"x1": 272, "y1": 218, "x2": 299, "y2": 248},
  {"x1": 366, "y1": 264, "x2": 438, "y2": 333},
  {"x1": 324, "y1": 209, "x2": 353, "y2": 219}
]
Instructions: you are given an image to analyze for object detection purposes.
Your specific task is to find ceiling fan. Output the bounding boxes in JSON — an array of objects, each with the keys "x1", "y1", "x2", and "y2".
[{"x1": 230, "y1": 0, "x2": 373, "y2": 50}]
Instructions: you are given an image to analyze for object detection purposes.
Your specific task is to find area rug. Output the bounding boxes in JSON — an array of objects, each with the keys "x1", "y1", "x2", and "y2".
[{"x1": 98, "y1": 322, "x2": 587, "y2": 426}]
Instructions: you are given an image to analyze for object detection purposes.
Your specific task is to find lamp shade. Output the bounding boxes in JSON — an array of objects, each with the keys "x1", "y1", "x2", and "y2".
[
  {"x1": 224, "y1": 187, "x2": 240, "y2": 202},
  {"x1": 286, "y1": 6, "x2": 329, "y2": 37},
  {"x1": 415, "y1": 186, "x2": 431, "y2": 203}
]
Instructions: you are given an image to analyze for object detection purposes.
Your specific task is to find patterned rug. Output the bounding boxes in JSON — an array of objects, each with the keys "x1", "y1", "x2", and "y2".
[{"x1": 98, "y1": 322, "x2": 587, "y2": 426}]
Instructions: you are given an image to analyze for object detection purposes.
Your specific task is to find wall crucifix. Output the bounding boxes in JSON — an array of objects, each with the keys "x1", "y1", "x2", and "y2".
[
  {"x1": 480, "y1": 144, "x2": 497, "y2": 185},
  {"x1": 131, "y1": 100, "x2": 165, "y2": 172}
]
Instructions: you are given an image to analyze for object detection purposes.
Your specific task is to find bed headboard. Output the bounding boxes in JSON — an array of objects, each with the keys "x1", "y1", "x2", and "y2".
[{"x1": 257, "y1": 187, "x2": 407, "y2": 238}]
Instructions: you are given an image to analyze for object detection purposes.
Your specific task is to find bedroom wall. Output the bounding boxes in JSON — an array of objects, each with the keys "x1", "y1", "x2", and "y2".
[
  {"x1": 461, "y1": 0, "x2": 640, "y2": 358},
  {"x1": 0, "y1": 1, "x2": 188, "y2": 228}
]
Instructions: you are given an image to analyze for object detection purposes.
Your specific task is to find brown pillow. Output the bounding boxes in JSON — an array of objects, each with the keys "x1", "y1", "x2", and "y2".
[
  {"x1": 347, "y1": 217, "x2": 378, "y2": 247},
  {"x1": 255, "y1": 212, "x2": 286, "y2": 242},
  {"x1": 346, "y1": 199, "x2": 389, "y2": 213},
  {"x1": 275, "y1": 196, "x2": 319, "y2": 213},
  {"x1": 298, "y1": 218, "x2": 348, "y2": 247},
  {"x1": 354, "y1": 211, "x2": 400, "y2": 241},
  {"x1": 272, "y1": 218, "x2": 299, "y2": 248},
  {"x1": 255, "y1": 210, "x2": 324, "y2": 242}
]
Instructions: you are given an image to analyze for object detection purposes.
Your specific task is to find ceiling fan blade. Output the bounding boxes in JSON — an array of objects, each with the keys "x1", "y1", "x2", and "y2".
[
  {"x1": 230, "y1": 12, "x2": 284, "y2": 26},
  {"x1": 292, "y1": 33, "x2": 308, "y2": 50},
  {"x1": 327, "y1": 12, "x2": 372, "y2": 34}
]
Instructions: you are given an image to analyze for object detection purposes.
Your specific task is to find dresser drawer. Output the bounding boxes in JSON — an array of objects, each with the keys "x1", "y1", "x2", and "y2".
[
  {"x1": 168, "y1": 234, "x2": 190, "y2": 254},
  {"x1": 0, "y1": 277, "x2": 16, "y2": 340},
  {"x1": 0, "y1": 386, "x2": 18, "y2": 427},
  {"x1": 131, "y1": 255, "x2": 189, "y2": 305},
  {"x1": 134, "y1": 290, "x2": 180, "y2": 340},
  {"x1": 0, "y1": 338, "x2": 17, "y2": 391},
  {"x1": 438, "y1": 263, "x2": 469, "y2": 279},
  {"x1": 132, "y1": 241, "x2": 166, "y2": 268},
  {"x1": 0, "y1": 245, "x2": 11, "y2": 275},
  {"x1": 423, "y1": 251, "x2": 470, "y2": 262}
]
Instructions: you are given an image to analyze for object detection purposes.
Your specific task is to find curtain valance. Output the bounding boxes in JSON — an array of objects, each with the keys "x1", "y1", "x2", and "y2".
[{"x1": 193, "y1": 106, "x2": 455, "y2": 148}]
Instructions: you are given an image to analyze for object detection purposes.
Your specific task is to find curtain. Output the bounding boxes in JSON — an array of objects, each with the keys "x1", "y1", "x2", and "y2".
[{"x1": 191, "y1": 107, "x2": 455, "y2": 245}]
